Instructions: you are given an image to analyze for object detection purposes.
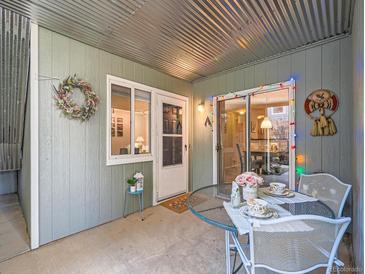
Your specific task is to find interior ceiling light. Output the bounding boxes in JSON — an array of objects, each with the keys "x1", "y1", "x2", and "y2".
[
  {"x1": 260, "y1": 117, "x2": 273, "y2": 129},
  {"x1": 260, "y1": 97, "x2": 272, "y2": 129}
]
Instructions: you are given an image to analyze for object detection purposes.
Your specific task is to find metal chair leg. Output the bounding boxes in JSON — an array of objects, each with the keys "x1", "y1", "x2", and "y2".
[{"x1": 225, "y1": 231, "x2": 231, "y2": 274}]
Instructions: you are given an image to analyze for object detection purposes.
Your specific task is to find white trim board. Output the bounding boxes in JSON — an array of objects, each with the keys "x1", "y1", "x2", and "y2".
[{"x1": 30, "y1": 22, "x2": 39, "y2": 249}]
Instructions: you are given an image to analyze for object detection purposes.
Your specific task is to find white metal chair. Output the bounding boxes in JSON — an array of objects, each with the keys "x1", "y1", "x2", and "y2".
[
  {"x1": 298, "y1": 173, "x2": 351, "y2": 218},
  {"x1": 231, "y1": 215, "x2": 351, "y2": 274}
]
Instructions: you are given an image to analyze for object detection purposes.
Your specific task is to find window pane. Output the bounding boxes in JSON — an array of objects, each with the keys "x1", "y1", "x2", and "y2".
[
  {"x1": 163, "y1": 136, "x2": 182, "y2": 166},
  {"x1": 250, "y1": 89, "x2": 289, "y2": 186},
  {"x1": 111, "y1": 84, "x2": 131, "y2": 155},
  {"x1": 163, "y1": 103, "x2": 183, "y2": 134},
  {"x1": 135, "y1": 89, "x2": 151, "y2": 154},
  {"x1": 217, "y1": 97, "x2": 247, "y2": 185}
]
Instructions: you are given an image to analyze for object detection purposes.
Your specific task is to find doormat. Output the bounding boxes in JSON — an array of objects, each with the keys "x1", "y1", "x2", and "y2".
[{"x1": 160, "y1": 193, "x2": 205, "y2": 214}]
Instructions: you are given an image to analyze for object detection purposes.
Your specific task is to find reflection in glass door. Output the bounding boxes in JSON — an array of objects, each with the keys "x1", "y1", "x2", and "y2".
[
  {"x1": 217, "y1": 96, "x2": 247, "y2": 185},
  {"x1": 250, "y1": 89, "x2": 290, "y2": 186}
]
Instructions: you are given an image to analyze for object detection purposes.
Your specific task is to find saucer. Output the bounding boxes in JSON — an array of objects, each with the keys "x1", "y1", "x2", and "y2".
[
  {"x1": 239, "y1": 205, "x2": 275, "y2": 219},
  {"x1": 264, "y1": 188, "x2": 295, "y2": 197}
]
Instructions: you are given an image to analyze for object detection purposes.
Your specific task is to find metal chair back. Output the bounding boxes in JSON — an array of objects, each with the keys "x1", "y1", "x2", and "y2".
[
  {"x1": 299, "y1": 173, "x2": 351, "y2": 218},
  {"x1": 244, "y1": 215, "x2": 351, "y2": 274}
]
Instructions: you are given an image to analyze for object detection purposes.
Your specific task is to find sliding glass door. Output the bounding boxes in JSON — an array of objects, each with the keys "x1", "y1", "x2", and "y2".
[
  {"x1": 217, "y1": 96, "x2": 247, "y2": 186},
  {"x1": 215, "y1": 82, "x2": 295, "y2": 193}
]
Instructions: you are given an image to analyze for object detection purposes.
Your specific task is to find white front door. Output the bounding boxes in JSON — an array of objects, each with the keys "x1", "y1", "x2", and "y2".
[{"x1": 157, "y1": 95, "x2": 188, "y2": 201}]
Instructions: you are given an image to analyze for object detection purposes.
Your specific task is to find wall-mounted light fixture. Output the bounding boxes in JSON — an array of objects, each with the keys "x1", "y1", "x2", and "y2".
[{"x1": 197, "y1": 102, "x2": 205, "y2": 113}]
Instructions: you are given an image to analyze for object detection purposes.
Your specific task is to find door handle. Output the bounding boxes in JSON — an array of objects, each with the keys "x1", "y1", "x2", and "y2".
[
  {"x1": 184, "y1": 144, "x2": 188, "y2": 151},
  {"x1": 216, "y1": 144, "x2": 222, "y2": 151}
]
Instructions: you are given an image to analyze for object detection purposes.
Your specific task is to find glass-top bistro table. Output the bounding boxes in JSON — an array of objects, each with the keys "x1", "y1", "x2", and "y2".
[{"x1": 187, "y1": 184, "x2": 335, "y2": 274}]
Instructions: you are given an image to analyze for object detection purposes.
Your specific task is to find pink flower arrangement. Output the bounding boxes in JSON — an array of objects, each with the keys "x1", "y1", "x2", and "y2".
[{"x1": 235, "y1": 172, "x2": 264, "y2": 188}]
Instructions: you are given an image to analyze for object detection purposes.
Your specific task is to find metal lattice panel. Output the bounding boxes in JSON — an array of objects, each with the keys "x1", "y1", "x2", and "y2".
[
  {"x1": 0, "y1": 0, "x2": 355, "y2": 81},
  {"x1": 0, "y1": 7, "x2": 30, "y2": 171}
]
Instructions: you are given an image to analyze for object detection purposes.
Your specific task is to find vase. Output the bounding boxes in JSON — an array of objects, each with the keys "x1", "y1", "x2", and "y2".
[
  {"x1": 130, "y1": 185, "x2": 136, "y2": 193},
  {"x1": 242, "y1": 185, "x2": 257, "y2": 201}
]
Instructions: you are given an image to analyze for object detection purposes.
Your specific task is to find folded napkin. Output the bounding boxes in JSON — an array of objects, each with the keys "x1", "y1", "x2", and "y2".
[{"x1": 258, "y1": 187, "x2": 318, "y2": 205}]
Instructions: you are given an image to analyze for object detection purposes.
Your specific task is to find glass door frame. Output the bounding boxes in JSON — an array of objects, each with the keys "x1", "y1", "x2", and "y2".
[{"x1": 213, "y1": 79, "x2": 296, "y2": 190}]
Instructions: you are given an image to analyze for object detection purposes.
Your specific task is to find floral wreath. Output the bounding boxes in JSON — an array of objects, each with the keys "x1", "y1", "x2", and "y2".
[{"x1": 54, "y1": 75, "x2": 100, "y2": 121}]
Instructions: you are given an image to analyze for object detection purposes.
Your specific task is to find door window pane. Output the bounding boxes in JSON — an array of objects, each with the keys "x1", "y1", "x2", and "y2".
[
  {"x1": 163, "y1": 136, "x2": 182, "y2": 166},
  {"x1": 135, "y1": 89, "x2": 151, "y2": 154},
  {"x1": 163, "y1": 103, "x2": 183, "y2": 134},
  {"x1": 250, "y1": 89, "x2": 289, "y2": 186},
  {"x1": 217, "y1": 97, "x2": 247, "y2": 184},
  {"x1": 111, "y1": 84, "x2": 131, "y2": 155}
]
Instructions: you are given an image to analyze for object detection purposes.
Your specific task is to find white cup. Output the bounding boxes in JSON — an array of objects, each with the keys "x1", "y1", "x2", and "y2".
[
  {"x1": 247, "y1": 199, "x2": 268, "y2": 215},
  {"x1": 270, "y1": 182, "x2": 287, "y2": 194}
]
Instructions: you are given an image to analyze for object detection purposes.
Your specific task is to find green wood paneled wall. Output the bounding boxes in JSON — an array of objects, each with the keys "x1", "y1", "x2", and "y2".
[
  {"x1": 192, "y1": 37, "x2": 353, "y2": 192},
  {"x1": 38, "y1": 28, "x2": 192, "y2": 245}
]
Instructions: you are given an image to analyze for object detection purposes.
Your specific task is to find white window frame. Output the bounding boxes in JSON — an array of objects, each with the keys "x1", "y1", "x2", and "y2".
[{"x1": 106, "y1": 75, "x2": 155, "y2": 165}]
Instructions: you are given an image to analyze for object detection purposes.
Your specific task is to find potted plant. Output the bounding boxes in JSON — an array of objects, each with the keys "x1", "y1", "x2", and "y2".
[
  {"x1": 235, "y1": 172, "x2": 264, "y2": 200},
  {"x1": 127, "y1": 177, "x2": 138, "y2": 193}
]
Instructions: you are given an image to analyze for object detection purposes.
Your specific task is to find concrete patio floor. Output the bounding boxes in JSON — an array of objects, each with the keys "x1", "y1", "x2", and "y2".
[
  {"x1": 0, "y1": 205, "x2": 352, "y2": 274},
  {"x1": 0, "y1": 206, "x2": 226, "y2": 274},
  {"x1": 0, "y1": 194, "x2": 29, "y2": 263}
]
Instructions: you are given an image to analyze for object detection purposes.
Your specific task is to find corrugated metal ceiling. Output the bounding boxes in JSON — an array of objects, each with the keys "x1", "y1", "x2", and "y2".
[{"x1": 0, "y1": 0, "x2": 355, "y2": 82}]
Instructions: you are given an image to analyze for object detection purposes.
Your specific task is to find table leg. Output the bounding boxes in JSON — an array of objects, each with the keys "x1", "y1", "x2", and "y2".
[
  {"x1": 141, "y1": 192, "x2": 144, "y2": 221},
  {"x1": 225, "y1": 230, "x2": 231, "y2": 274},
  {"x1": 123, "y1": 189, "x2": 128, "y2": 218},
  {"x1": 139, "y1": 192, "x2": 144, "y2": 221}
]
